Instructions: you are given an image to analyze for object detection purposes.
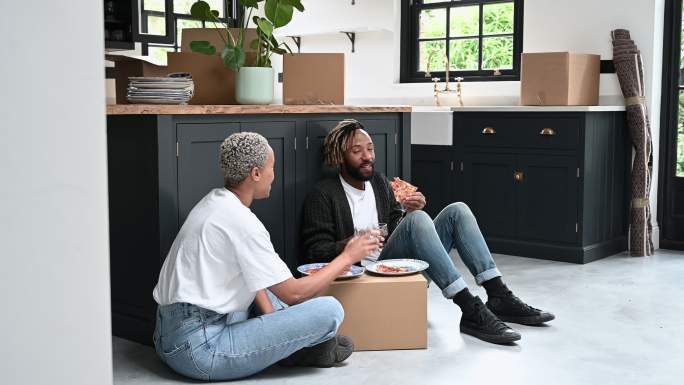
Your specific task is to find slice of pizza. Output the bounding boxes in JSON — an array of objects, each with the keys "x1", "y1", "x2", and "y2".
[{"x1": 390, "y1": 177, "x2": 418, "y2": 203}]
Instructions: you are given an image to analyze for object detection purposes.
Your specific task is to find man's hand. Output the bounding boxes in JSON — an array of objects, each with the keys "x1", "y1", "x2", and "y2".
[{"x1": 402, "y1": 191, "x2": 426, "y2": 212}]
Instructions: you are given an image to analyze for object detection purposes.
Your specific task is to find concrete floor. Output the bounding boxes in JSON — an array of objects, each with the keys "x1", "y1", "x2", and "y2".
[{"x1": 113, "y1": 249, "x2": 684, "y2": 385}]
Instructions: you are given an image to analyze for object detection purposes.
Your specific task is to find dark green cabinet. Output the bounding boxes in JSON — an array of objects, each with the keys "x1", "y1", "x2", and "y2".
[
  {"x1": 516, "y1": 155, "x2": 578, "y2": 244},
  {"x1": 462, "y1": 153, "x2": 518, "y2": 238},
  {"x1": 177, "y1": 122, "x2": 240, "y2": 221},
  {"x1": 107, "y1": 112, "x2": 410, "y2": 345},
  {"x1": 411, "y1": 146, "x2": 457, "y2": 218},
  {"x1": 412, "y1": 110, "x2": 629, "y2": 264}
]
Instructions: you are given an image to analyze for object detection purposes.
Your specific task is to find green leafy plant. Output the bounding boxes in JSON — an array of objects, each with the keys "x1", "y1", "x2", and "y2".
[{"x1": 189, "y1": 0, "x2": 304, "y2": 71}]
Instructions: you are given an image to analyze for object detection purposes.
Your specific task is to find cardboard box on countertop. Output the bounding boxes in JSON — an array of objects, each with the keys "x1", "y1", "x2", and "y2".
[
  {"x1": 107, "y1": 28, "x2": 259, "y2": 105},
  {"x1": 283, "y1": 53, "x2": 344, "y2": 105},
  {"x1": 324, "y1": 272, "x2": 427, "y2": 351},
  {"x1": 520, "y1": 52, "x2": 600, "y2": 106},
  {"x1": 180, "y1": 28, "x2": 258, "y2": 56},
  {"x1": 105, "y1": 54, "x2": 168, "y2": 104}
]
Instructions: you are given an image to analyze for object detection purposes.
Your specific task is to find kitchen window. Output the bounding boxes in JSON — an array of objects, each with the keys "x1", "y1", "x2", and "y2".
[
  {"x1": 141, "y1": 0, "x2": 238, "y2": 65},
  {"x1": 400, "y1": 0, "x2": 524, "y2": 83}
]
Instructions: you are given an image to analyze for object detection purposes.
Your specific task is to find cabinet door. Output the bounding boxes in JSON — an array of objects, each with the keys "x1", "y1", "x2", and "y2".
[
  {"x1": 306, "y1": 118, "x2": 398, "y2": 192},
  {"x1": 517, "y1": 155, "x2": 579, "y2": 243},
  {"x1": 411, "y1": 146, "x2": 456, "y2": 218},
  {"x1": 240, "y1": 121, "x2": 297, "y2": 268},
  {"x1": 177, "y1": 122, "x2": 239, "y2": 222},
  {"x1": 462, "y1": 153, "x2": 517, "y2": 238}
]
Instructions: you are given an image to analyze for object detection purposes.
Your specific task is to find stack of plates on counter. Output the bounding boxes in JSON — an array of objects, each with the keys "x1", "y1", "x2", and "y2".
[{"x1": 126, "y1": 76, "x2": 194, "y2": 104}]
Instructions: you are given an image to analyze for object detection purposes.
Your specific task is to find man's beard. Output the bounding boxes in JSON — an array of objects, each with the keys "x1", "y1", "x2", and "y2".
[{"x1": 344, "y1": 161, "x2": 375, "y2": 181}]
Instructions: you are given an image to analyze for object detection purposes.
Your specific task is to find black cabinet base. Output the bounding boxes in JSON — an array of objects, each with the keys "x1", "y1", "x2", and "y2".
[
  {"x1": 487, "y1": 237, "x2": 627, "y2": 264},
  {"x1": 112, "y1": 312, "x2": 155, "y2": 347}
]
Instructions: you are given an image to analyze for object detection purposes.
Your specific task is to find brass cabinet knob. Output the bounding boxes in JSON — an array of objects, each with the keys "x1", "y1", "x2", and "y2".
[
  {"x1": 540, "y1": 127, "x2": 556, "y2": 136},
  {"x1": 482, "y1": 127, "x2": 496, "y2": 135},
  {"x1": 514, "y1": 171, "x2": 524, "y2": 182}
]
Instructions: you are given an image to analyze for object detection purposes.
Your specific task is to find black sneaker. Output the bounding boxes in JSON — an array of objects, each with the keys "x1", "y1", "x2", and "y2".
[
  {"x1": 460, "y1": 296, "x2": 521, "y2": 344},
  {"x1": 486, "y1": 290, "x2": 555, "y2": 325},
  {"x1": 279, "y1": 335, "x2": 354, "y2": 368}
]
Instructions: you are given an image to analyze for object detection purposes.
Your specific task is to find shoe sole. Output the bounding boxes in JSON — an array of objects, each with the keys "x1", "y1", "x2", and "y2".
[
  {"x1": 460, "y1": 326, "x2": 521, "y2": 344},
  {"x1": 496, "y1": 313, "x2": 555, "y2": 325}
]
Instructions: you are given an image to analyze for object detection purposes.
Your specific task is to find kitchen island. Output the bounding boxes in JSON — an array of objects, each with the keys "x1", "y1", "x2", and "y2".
[
  {"x1": 411, "y1": 105, "x2": 629, "y2": 265},
  {"x1": 107, "y1": 104, "x2": 411, "y2": 345}
]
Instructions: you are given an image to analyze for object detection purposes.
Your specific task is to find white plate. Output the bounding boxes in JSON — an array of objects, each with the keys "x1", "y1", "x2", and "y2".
[
  {"x1": 366, "y1": 259, "x2": 429, "y2": 276},
  {"x1": 297, "y1": 263, "x2": 365, "y2": 279}
]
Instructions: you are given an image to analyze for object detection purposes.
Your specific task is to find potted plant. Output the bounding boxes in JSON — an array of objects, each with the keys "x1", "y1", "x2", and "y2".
[{"x1": 189, "y1": 0, "x2": 304, "y2": 105}]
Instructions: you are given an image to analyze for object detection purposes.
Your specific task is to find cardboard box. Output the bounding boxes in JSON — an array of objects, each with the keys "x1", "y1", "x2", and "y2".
[
  {"x1": 105, "y1": 54, "x2": 168, "y2": 104},
  {"x1": 167, "y1": 52, "x2": 237, "y2": 105},
  {"x1": 283, "y1": 53, "x2": 344, "y2": 105},
  {"x1": 107, "y1": 29, "x2": 260, "y2": 105},
  {"x1": 324, "y1": 273, "x2": 427, "y2": 351},
  {"x1": 520, "y1": 52, "x2": 600, "y2": 106},
  {"x1": 180, "y1": 28, "x2": 258, "y2": 56}
]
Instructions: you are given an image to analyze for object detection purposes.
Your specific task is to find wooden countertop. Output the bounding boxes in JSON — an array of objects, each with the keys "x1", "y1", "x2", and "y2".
[{"x1": 106, "y1": 104, "x2": 412, "y2": 115}]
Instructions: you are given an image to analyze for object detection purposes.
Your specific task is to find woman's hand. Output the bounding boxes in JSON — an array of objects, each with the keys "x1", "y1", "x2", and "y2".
[{"x1": 341, "y1": 230, "x2": 383, "y2": 265}]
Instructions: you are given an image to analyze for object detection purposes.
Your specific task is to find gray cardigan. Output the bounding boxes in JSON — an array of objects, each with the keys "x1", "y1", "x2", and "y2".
[{"x1": 301, "y1": 172, "x2": 404, "y2": 264}]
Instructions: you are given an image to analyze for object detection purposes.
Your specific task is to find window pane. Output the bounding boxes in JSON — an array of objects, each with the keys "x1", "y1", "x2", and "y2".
[
  {"x1": 147, "y1": 15, "x2": 166, "y2": 35},
  {"x1": 175, "y1": 0, "x2": 225, "y2": 17},
  {"x1": 450, "y1": 6, "x2": 479, "y2": 37},
  {"x1": 177, "y1": 18, "x2": 203, "y2": 46},
  {"x1": 678, "y1": 91, "x2": 684, "y2": 176},
  {"x1": 449, "y1": 39, "x2": 479, "y2": 70},
  {"x1": 419, "y1": 9, "x2": 446, "y2": 39},
  {"x1": 144, "y1": 0, "x2": 166, "y2": 12},
  {"x1": 419, "y1": 41, "x2": 446, "y2": 72},
  {"x1": 148, "y1": 46, "x2": 174, "y2": 65},
  {"x1": 482, "y1": 36, "x2": 513, "y2": 69},
  {"x1": 483, "y1": 2, "x2": 514, "y2": 35}
]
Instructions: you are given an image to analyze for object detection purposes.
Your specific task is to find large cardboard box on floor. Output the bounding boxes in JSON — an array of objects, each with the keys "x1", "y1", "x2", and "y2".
[
  {"x1": 520, "y1": 52, "x2": 600, "y2": 106},
  {"x1": 283, "y1": 53, "x2": 344, "y2": 105},
  {"x1": 324, "y1": 273, "x2": 427, "y2": 351}
]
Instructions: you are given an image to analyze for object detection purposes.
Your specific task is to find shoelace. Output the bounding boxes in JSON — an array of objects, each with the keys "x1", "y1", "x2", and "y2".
[
  {"x1": 473, "y1": 301, "x2": 510, "y2": 332},
  {"x1": 503, "y1": 290, "x2": 541, "y2": 313}
]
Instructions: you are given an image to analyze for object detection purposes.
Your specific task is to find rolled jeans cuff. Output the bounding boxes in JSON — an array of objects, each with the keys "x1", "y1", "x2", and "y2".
[
  {"x1": 474, "y1": 267, "x2": 502, "y2": 285},
  {"x1": 442, "y1": 277, "x2": 468, "y2": 299}
]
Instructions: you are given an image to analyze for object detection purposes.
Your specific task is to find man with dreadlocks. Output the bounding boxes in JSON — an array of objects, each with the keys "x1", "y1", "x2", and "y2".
[{"x1": 301, "y1": 119, "x2": 555, "y2": 345}]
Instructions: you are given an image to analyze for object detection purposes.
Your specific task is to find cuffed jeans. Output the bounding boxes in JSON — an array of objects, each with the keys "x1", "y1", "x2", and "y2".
[
  {"x1": 379, "y1": 202, "x2": 501, "y2": 299},
  {"x1": 153, "y1": 292, "x2": 343, "y2": 381}
]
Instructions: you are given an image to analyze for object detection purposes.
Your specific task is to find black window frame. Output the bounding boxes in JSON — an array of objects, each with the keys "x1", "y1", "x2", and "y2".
[
  {"x1": 400, "y1": 0, "x2": 524, "y2": 83},
  {"x1": 141, "y1": 0, "x2": 239, "y2": 56}
]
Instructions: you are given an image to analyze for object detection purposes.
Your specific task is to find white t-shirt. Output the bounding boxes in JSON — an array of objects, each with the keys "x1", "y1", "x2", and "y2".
[
  {"x1": 153, "y1": 188, "x2": 292, "y2": 314},
  {"x1": 339, "y1": 176, "x2": 380, "y2": 266}
]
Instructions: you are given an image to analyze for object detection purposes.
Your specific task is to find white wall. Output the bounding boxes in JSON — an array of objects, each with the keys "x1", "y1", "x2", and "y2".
[
  {"x1": 271, "y1": 0, "x2": 665, "y2": 244},
  {"x1": 0, "y1": 1, "x2": 113, "y2": 385}
]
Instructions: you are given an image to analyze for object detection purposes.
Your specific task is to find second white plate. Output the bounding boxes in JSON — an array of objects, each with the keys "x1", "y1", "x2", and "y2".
[{"x1": 366, "y1": 259, "x2": 429, "y2": 276}]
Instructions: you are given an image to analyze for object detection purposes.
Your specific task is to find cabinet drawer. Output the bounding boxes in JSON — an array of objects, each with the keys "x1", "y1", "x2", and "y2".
[{"x1": 461, "y1": 115, "x2": 581, "y2": 150}]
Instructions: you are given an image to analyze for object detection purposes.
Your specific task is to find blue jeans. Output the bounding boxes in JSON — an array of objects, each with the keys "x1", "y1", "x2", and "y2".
[
  {"x1": 379, "y1": 202, "x2": 501, "y2": 298},
  {"x1": 153, "y1": 292, "x2": 344, "y2": 381}
]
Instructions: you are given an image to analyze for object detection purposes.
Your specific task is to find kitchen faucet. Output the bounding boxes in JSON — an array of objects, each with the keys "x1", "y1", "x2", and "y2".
[{"x1": 425, "y1": 53, "x2": 464, "y2": 107}]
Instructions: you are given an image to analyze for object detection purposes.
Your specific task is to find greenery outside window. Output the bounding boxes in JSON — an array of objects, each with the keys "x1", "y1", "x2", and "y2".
[
  {"x1": 141, "y1": 0, "x2": 237, "y2": 65},
  {"x1": 400, "y1": 0, "x2": 524, "y2": 83}
]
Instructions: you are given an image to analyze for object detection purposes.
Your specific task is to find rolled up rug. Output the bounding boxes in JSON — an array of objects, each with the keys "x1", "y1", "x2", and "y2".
[{"x1": 610, "y1": 29, "x2": 654, "y2": 256}]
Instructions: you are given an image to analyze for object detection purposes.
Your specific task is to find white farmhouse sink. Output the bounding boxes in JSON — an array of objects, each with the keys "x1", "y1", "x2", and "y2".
[{"x1": 411, "y1": 106, "x2": 453, "y2": 145}]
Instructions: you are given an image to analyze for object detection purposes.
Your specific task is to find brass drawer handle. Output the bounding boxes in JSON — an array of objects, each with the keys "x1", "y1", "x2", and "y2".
[
  {"x1": 540, "y1": 127, "x2": 556, "y2": 136},
  {"x1": 482, "y1": 127, "x2": 496, "y2": 135},
  {"x1": 514, "y1": 171, "x2": 524, "y2": 182}
]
